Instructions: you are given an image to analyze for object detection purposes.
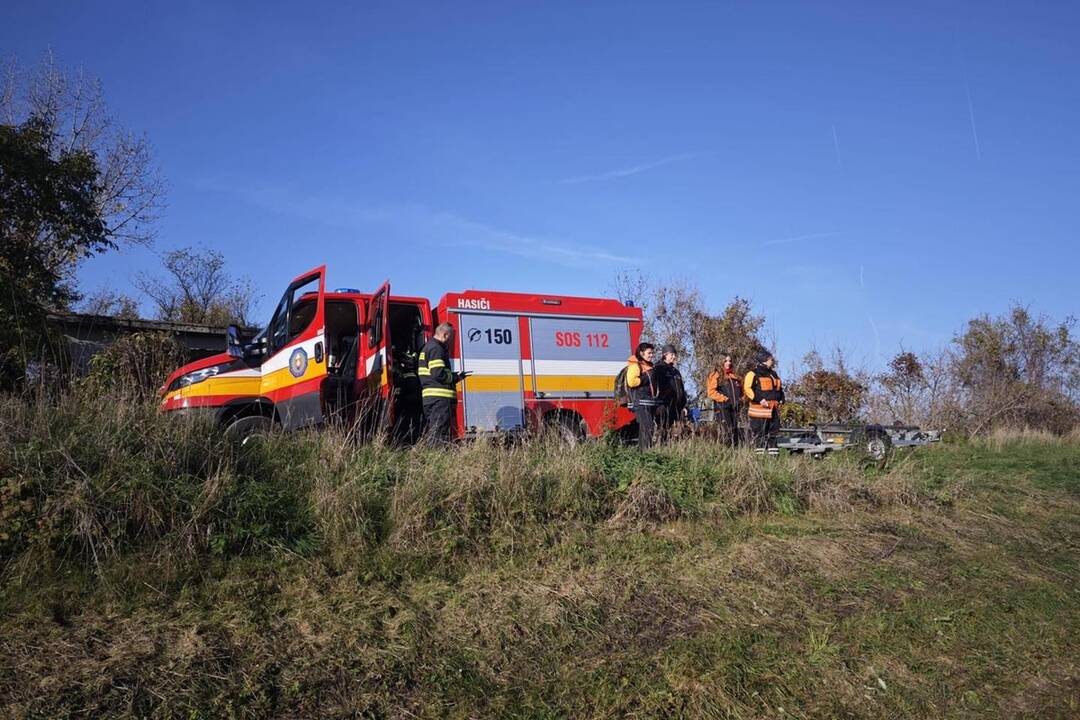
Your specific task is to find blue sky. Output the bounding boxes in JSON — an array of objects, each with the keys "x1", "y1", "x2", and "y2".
[{"x1": 4, "y1": 1, "x2": 1078, "y2": 371}]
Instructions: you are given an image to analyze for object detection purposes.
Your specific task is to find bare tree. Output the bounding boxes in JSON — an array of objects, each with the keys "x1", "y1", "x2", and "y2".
[
  {"x1": 609, "y1": 269, "x2": 652, "y2": 339},
  {"x1": 135, "y1": 247, "x2": 257, "y2": 326},
  {"x1": 647, "y1": 279, "x2": 707, "y2": 397},
  {"x1": 1, "y1": 51, "x2": 165, "y2": 282},
  {"x1": 77, "y1": 288, "x2": 141, "y2": 319}
]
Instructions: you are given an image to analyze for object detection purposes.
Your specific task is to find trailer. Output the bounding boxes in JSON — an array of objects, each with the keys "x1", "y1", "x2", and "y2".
[{"x1": 775, "y1": 423, "x2": 943, "y2": 467}]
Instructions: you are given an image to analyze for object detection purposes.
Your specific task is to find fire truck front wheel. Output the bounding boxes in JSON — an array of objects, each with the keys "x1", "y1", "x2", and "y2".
[{"x1": 225, "y1": 415, "x2": 273, "y2": 446}]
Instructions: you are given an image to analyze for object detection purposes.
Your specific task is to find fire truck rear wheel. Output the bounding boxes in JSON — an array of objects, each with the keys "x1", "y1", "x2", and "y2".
[
  {"x1": 225, "y1": 415, "x2": 273, "y2": 447},
  {"x1": 547, "y1": 413, "x2": 586, "y2": 446}
]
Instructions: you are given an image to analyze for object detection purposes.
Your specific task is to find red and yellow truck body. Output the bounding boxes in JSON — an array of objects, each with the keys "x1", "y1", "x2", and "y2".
[{"x1": 159, "y1": 266, "x2": 641, "y2": 439}]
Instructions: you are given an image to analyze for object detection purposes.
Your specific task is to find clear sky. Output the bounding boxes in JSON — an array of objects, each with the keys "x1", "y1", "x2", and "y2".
[{"x1": 4, "y1": 1, "x2": 1078, "y2": 370}]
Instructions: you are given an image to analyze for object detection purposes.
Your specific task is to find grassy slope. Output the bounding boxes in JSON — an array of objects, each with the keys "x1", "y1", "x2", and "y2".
[{"x1": 1, "y1": 399, "x2": 1077, "y2": 719}]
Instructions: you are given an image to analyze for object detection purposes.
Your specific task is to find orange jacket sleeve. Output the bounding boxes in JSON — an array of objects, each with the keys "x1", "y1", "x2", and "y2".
[
  {"x1": 743, "y1": 371, "x2": 756, "y2": 401},
  {"x1": 706, "y1": 371, "x2": 728, "y2": 403}
]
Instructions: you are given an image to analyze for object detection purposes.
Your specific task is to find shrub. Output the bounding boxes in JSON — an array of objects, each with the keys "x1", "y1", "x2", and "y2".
[{"x1": 78, "y1": 331, "x2": 185, "y2": 402}]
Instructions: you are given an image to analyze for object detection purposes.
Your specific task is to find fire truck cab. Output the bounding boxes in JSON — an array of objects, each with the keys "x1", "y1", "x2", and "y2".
[{"x1": 159, "y1": 266, "x2": 642, "y2": 441}]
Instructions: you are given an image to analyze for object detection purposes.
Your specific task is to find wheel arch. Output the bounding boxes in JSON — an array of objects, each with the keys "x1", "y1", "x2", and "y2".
[{"x1": 219, "y1": 397, "x2": 276, "y2": 429}]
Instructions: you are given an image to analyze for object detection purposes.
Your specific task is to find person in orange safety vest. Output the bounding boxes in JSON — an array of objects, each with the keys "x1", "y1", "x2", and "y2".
[{"x1": 743, "y1": 350, "x2": 784, "y2": 455}]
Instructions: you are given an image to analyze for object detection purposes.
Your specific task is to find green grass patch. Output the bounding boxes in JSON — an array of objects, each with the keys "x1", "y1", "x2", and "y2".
[{"x1": 2, "y1": 392, "x2": 1078, "y2": 718}]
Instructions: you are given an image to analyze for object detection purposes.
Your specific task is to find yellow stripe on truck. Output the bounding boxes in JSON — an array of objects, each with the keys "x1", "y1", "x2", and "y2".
[
  {"x1": 463, "y1": 375, "x2": 523, "y2": 392},
  {"x1": 462, "y1": 374, "x2": 615, "y2": 393},
  {"x1": 260, "y1": 362, "x2": 323, "y2": 393},
  {"x1": 533, "y1": 375, "x2": 615, "y2": 392},
  {"x1": 181, "y1": 375, "x2": 264, "y2": 398}
]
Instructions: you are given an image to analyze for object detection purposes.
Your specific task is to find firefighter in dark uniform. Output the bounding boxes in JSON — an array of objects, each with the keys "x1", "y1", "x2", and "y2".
[
  {"x1": 418, "y1": 322, "x2": 470, "y2": 444},
  {"x1": 392, "y1": 348, "x2": 423, "y2": 444},
  {"x1": 743, "y1": 350, "x2": 784, "y2": 455}
]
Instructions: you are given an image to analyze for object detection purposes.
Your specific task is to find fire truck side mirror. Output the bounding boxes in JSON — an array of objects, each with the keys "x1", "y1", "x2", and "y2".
[{"x1": 226, "y1": 325, "x2": 244, "y2": 358}]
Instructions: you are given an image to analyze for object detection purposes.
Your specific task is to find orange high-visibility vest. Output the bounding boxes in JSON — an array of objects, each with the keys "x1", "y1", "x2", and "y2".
[{"x1": 744, "y1": 368, "x2": 782, "y2": 419}]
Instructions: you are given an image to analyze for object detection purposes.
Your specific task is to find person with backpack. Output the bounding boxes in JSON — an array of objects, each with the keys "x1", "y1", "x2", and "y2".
[
  {"x1": 652, "y1": 344, "x2": 687, "y2": 441},
  {"x1": 625, "y1": 342, "x2": 661, "y2": 449},
  {"x1": 743, "y1": 349, "x2": 784, "y2": 455},
  {"x1": 706, "y1": 353, "x2": 742, "y2": 446}
]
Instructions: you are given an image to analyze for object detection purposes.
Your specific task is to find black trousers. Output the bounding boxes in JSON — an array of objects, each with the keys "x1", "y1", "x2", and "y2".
[
  {"x1": 749, "y1": 413, "x2": 780, "y2": 450},
  {"x1": 634, "y1": 403, "x2": 659, "y2": 450},
  {"x1": 716, "y1": 405, "x2": 739, "y2": 447},
  {"x1": 394, "y1": 394, "x2": 424, "y2": 445},
  {"x1": 422, "y1": 398, "x2": 455, "y2": 445}
]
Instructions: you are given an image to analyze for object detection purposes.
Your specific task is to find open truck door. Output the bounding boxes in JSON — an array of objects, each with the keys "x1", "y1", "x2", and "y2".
[
  {"x1": 260, "y1": 266, "x2": 328, "y2": 430},
  {"x1": 361, "y1": 280, "x2": 393, "y2": 432}
]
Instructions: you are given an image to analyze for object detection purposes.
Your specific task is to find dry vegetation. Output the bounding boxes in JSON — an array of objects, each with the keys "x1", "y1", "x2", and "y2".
[{"x1": 1, "y1": 391, "x2": 1078, "y2": 718}]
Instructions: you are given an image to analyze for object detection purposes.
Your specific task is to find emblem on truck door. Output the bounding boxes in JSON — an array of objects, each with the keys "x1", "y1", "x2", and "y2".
[{"x1": 289, "y1": 347, "x2": 309, "y2": 378}]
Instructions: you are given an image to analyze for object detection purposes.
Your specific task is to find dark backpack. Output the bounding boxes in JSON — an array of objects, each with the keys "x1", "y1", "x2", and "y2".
[{"x1": 614, "y1": 366, "x2": 631, "y2": 407}]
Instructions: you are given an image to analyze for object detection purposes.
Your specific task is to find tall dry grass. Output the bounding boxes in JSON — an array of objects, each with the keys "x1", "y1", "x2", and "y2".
[
  {"x1": 978, "y1": 425, "x2": 1080, "y2": 451},
  {"x1": 1, "y1": 390, "x2": 933, "y2": 586}
]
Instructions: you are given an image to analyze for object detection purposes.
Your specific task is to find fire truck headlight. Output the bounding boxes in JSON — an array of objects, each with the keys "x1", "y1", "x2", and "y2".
[{"x1": 172, "y1": 364, "x2": 227, "y2": 391}]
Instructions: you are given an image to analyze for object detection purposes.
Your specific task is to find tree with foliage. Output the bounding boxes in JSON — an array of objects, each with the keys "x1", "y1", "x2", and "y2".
[
  {"x1": 870, "y1": 350, "x2": 942, "y2": 427},
  {"x1": 1, "y1": 116, "x2": 108, "y2": 385},
  {"x1": 2, "y1": 52, "x2": 164, "y2": 253},
  {"x1": 952, "y1": 305, "x2": 1078, "y2": 434},
  {"x1": 692, "y1": 297, "x2": 768, "y2": 376},
  {"x1": 135, "y1": 246, "x2": 257, "y2": 326},
  {"x1": 786, "y1": 349, "x2": 869, "y2": 424},
  {"x1": 0, "y1": 53, "x2": 163, "y2": 386},
  {"x1": 868, "y1": 306, "x2": 1079, "y2": 434},
  {"x1": 609, "y1": 271, "x2": 769, "y2": 403}
]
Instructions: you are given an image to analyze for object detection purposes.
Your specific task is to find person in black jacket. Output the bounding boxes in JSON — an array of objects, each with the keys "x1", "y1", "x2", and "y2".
[
  {"x1": 652, "y1": 344, "x2": 687, "y2": 441},
  {"x1": 392, "y1": 349, "x2": 423, "y2": 445}
]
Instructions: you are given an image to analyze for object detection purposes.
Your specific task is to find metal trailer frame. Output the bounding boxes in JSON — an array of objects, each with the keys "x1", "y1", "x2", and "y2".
[{"x1": 775, "y1": 423, "x2": 943, "y2": 466}]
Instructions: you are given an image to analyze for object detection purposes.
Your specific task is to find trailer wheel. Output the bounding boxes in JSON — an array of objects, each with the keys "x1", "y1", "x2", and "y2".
[
  {"x1": 854, "y1": 428, "x2": 893, "y2": 469},
  {"x1": 225, "y1": 415, "x2": 272, "y2": 447}
]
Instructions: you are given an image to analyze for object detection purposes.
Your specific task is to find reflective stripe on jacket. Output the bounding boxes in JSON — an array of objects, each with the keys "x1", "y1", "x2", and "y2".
[{"x1": 419, "y1": 338, "x2": 458, "y2": 400}]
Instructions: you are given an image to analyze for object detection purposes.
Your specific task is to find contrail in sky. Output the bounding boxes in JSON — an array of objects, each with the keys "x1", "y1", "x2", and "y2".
[
  {"x1": 559, "y1": 153, "x2": 700, "y2": 184},
  {"x1": 763, "y1": 231, "x2": 840, "y2": 247},
  {"x1": 866, "y1": 312, "x2": 883, "y2": 364},
  {"x1": 964, "y1": 67, "x2": 982, "y2": 161},
  {"x1": 831, "y1": 124, "x2": 843, "y2": 171}
]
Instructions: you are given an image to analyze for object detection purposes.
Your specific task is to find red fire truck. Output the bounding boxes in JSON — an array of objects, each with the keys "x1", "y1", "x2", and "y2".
[{"x1": 159, "y1": 266, "x2": 643, "y2": 441}]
